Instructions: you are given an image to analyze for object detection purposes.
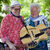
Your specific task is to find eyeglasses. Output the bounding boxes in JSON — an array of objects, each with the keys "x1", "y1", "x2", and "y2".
[
  {"x1": 14, "y1": 8, "x2": 21, "y2": 11},
  {"x1": 11, "y1": 7, "x2": 21, "y2": 10}
]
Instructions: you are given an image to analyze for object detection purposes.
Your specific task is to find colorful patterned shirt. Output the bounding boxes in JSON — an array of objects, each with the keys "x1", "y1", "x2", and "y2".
[
  {"x1": 25, "y1": 15, "x2": 48, "y2": 48},
  {"x1": 1, "y1": 14, "x2": 25, "y2": 50}
]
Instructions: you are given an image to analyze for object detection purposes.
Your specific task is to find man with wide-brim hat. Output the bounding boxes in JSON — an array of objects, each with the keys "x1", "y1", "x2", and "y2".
[{"x1": 0, "y1": 1, "x2": 25, "y2": 50}]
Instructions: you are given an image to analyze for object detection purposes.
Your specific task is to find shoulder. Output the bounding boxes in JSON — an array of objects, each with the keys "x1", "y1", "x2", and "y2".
[
  {"x1": 40, "y1": 15, "x2": 48, "y2": 26},
  {"x1": 25, "y1": 17, "x2": 30, "y2": 21},
  {"x1": 21, "y1": 16, "x2": 24, "y2": 18},
  {"x1": 1, "y1": 14, "x2": 11, "y2": 23},
  {"x1": 39, "y1": 15, "x2": 48, "y2": 22},
  {"x1": 39, "y1": 15, "x2": 47, "y2": 18},
  {"x1": 39, "y1": 15, "x2": 47, "y2": 21},
  {"x1": 39, "y1": 15, "x2": 46, "y2": 18}
]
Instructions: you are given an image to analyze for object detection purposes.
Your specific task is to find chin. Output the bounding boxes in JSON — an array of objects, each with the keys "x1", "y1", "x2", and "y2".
[{"x1": 32, "y1": 16, "x2": 36, "y2": 18}]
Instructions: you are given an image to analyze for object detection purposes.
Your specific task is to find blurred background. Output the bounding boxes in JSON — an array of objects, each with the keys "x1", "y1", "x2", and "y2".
[
  {"x1": 0, "y1": 0, "x2": 50, "y2": 50},
  {"x1": 0, "y1": 0, "x2": 50, "y2": 22}
]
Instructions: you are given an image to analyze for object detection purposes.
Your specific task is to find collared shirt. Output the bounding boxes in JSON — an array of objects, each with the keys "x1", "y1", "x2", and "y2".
[
  {"x1": 1, "y1": 13, "x2": 25, "y2": 50},
  {"x1": 25, "y1": 15, "x2": 48, "y2": 27},
  {"x1": 25, "y1": 15, "x2": 48, "y2": 48}
]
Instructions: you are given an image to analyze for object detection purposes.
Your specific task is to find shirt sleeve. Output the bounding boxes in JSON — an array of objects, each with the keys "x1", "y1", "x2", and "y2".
[{"x1": 1, "y1": 16, "x2": 9, "y2": 43}]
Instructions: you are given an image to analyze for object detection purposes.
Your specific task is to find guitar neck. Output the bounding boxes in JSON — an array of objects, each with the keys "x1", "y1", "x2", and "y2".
[{"x1": 40, "y1": 27, "x2": 50, "y2": 32}]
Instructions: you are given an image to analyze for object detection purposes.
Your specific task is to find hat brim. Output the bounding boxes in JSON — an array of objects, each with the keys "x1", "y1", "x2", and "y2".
[{"x1": 10, "y1": 4, "x2": 22, "y2": 7}]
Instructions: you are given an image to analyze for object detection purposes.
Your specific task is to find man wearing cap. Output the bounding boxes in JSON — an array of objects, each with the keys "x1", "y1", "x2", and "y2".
[{"x1": 1, "y1": 1, "x2": 25, "y2": 50}]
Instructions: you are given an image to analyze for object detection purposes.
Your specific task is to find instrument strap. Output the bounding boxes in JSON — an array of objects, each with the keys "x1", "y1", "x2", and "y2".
[
  {"x1": 20, "y1": 16, "x2": 29, "y2": 33},
  {"x1": 20, "y1": 16, "x2": 33, "y2": 40},
  {"x1": 42, "y1": 19, "x2": 46, "y2": 26}
]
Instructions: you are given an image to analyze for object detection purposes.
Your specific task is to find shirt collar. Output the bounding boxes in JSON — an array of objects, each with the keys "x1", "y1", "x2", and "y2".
[{"x1": 11, "y1": 12, "x2": 21, "y2": 18}]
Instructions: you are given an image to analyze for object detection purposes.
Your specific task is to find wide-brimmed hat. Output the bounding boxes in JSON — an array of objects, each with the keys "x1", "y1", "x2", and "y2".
[{"x1": 11, "y1": 1, "x2": 22, "y2": 7}]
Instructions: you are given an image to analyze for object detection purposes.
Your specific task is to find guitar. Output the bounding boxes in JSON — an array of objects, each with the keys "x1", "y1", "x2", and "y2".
[{"x1": 20, "y1": 24, "x2": 50, "y2": 48}]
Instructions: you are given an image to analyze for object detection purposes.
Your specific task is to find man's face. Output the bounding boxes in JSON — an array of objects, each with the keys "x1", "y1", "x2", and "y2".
[
  {"x1": 11, "y1": 5, "x2": 21, "y2": 16},
  {"x1": 31, "y1": 6, "x2": 39, "y2": 18}
]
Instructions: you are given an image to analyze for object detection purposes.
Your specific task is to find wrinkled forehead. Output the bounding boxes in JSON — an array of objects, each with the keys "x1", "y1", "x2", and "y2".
[
  {"x1": 31, "y1": 6, "x2": 38, "y2": 10},
  {"x1": 11, "y1": 5, "x2": 21, "y2": 8}
]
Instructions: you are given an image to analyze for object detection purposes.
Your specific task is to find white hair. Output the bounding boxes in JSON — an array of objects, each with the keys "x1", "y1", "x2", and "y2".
[{"x1": 30, "y1": 3, "x2": 41, "y2": 12}]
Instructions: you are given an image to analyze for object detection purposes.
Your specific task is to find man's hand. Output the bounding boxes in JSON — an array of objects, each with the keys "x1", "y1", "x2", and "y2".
[
  {"x1": 8, "y1": 43, "x2": 16, "y2": 50},
  {"x1": 6, "y1": 39, "x2": 16, "y2": 50}
]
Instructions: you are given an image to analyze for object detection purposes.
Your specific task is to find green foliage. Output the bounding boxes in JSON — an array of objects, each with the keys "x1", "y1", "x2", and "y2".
[
  {"x1": 37, "y1": 0, "x2": 50, "y2": 22},
  {"x1": 21, "y1": 7, "x2": 30, "y2": 18},
  {"x1": 0, "y1": 0, "x2": 50, "y2": 23},
  {"x1": 0, "y1": 0, "x2": 11, "y2": 12},
  {"x1": 0, "y1": 5, "x2": 2, "y2": 12},
  {"x1": 0, "y1": 0, "x2": 2, "y2": 12},
  {"x1": 0, "y1": 16, "x2": 3, "y2": 23},
  {"x1": 2, "y1": 0, "x2": 11, "y2": 5}
]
